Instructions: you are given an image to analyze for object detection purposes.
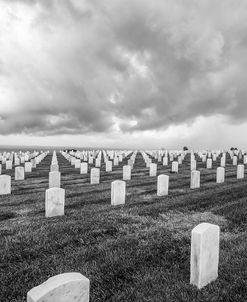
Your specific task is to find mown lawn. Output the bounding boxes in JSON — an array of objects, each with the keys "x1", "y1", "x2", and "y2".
[{"x1": 0, "y1": 151, "x2": 246, "y2": 301}]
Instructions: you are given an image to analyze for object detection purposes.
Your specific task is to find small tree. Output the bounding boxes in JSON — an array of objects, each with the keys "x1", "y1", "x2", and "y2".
[{"x1": 183, "y1": 146, "x2": 188, "y2": 151}]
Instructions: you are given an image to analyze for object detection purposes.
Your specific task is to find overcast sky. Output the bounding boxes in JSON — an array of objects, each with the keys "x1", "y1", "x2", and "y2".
[{"x1": 1, "y1": 0, "x2": 247, "y2": 150}]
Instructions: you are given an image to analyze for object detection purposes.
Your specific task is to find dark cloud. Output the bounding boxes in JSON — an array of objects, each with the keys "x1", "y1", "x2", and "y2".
[{"x1": 1, "y1": 0, "x2": 247, "y2": 136}]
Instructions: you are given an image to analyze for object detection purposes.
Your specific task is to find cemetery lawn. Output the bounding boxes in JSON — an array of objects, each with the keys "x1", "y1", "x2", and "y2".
[{"x1": 0, "y1": 152, "x2": 246, "y2": 302}]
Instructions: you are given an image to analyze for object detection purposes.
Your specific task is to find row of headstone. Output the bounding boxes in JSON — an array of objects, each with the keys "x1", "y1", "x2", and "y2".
[
  {"x1": 61, "y1": 151, "x2": 134, "y2": 183},
  {"x1": 0, "y1": 151, "x2": 49, "y2": 195},
  {"x1": 26, "y1": 222, "x2": 220, "y2": 301}
]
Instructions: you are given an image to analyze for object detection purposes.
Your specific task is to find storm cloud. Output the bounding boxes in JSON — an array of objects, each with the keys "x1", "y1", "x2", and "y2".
[{"x1": 1, "y1": 0, "x2": 247, "y2": 137}]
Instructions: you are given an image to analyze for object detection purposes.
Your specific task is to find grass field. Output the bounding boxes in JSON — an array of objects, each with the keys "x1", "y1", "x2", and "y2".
[{"x1": 0, "y1": 151, "x2": 246, "y2": 301}]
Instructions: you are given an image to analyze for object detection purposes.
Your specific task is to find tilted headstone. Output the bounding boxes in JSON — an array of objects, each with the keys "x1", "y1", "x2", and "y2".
[
  {"x1": 45, "y1": 187, "x2": 65, "y2": 217},
  {"x1": 216, "y1": 167, "x2": 225, "y2": 183},
  {"x1": 157, "y1": 174, "x2": 169, "y2": 196},
  {"x1": 0, "y1": 175, "x2": 11, "y2": 195},
  {"x1": 190, "y1": 170, "x2": 200, "y2": 189},
  {"x1": 15, "y1": 166, "x2": 25, "y2": 180},
  {"x1": 190, "y1": 223, "x2": 220, "y2": 289},
  {"x1": 111, "y1": 180, "x2": 126, "y2": 205},
  {"x1": 90, "y1": 168, "x2": 100, "y2": 184},
  {"x1": 27, "y1": 272, "x2": 89, "y2": 302},
  {"x1": 49, "y1": 171, "x2": 61, "y2": 188}
]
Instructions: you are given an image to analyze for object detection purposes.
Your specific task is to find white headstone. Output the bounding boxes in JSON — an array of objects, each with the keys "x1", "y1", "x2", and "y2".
[
  {"x1": 49, "y1": 171, "x2": 61, "y2": 188},
  {"x1": 233, "y1": 156, "x2": 237, "y2": 166},
  {"x1": 6, "y1": 160, "x2": 12, "y2": 170},
  {"x1": 191, "y1": 160, "x2": 196, "y2": 171},
  {"x1": 90, "y1": 168, "x2": 100, "y2": 184},
  {"x1": 75, "y1": 159, "x2": 81, "y2": 169},
  {"x1": 123, "y1": 165, "x2": 131, "y2": 180},
  {"x1": 88, "y1": 157, "x2": 94, "y2": 164},
  {"x1": 0, "y1": 164, "x2": 2, "y2": 175},
  {"x1": 127, "y1": 159, "x2": 133, "y2": 169},
  {"x1": 206, "y1": 158, "x2": 212, "y2": 169},
  {"x1": 31, "y1": 158, "x2": 36, "y2": 168},
  {"x1": 105, "y1": 161, "x2": 112, "y2": 172},
  {"x1": 191, "y1": 170, "x2": 200, "y2": 189},
  {"x1": 0, "y1": 175, "x2": 11, "y2": 195},
  {"x1": 113, "y1": 157, "x2": 119, "y2": 166},
  {"x1": 216, "y1": 167, "x2": 225, "y2": 183},
  {"x1": 15, "y1": 166, "x2": 25, "y2": 180},
  {"x1": 95, "y1": 158, "x2": 101, "y2": 168},
  {"x1": 149, "y1": 163, "x2": 157, "y2": 177},
  {"x1": 45, "y1": 187, "x2": 65, "y2": 218},
  {"x1": 157, "y1": 175, "x2": 169, "y2": 196},
  {"x1": 220, "y1": 157, "x2": 225, "y2": 167},
  {"x1": 27, "y1": 272, "x2": 89, "y2": 302},
  {"x1": 50, "y1": 163, "x2": 59, "y2": 172},
  {"x1": 80, "y1": 162, "x2": 88, "y2": 174},
  {"x1": 172, "y1": 161, "x2": 178, "y2": 173},
  {"x1": 190, "y1": 223, "x2": 220, "y2": 289},
  {"x1": 163, "y1": 157, "x2": 168, "y2": 166},
  {"x1": 111, "y1": 180, "x2": 126, "y2": 205},
  {"x1": 237, "y1": 164, "x2": 244, "y2": 179},
  {"x1": 25, "y1": 162, "x2": 32, "y2": 173}
]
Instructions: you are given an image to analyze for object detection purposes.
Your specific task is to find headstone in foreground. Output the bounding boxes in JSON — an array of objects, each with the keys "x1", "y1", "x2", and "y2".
[
  {"x1": 27, "y1": 272, "x2": 89, "y2": 302},
  {"x1": 190, "y1": 223, "x2": 220, "y2": 289}
]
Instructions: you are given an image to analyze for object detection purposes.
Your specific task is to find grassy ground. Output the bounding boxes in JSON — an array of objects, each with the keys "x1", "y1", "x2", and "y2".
[{"x1": 0, "y1": 151, "x2": 246, "y2": 301}]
